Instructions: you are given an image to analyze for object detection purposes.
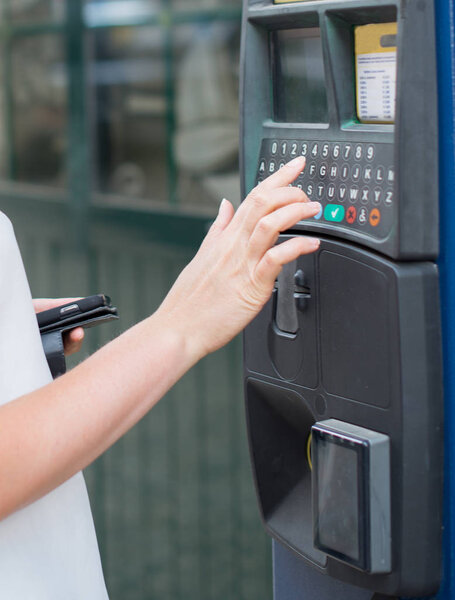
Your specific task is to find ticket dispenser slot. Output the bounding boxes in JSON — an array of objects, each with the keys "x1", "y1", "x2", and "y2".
[{"x1": 241, "y1": 0, "x2": 443, "y2": 596}]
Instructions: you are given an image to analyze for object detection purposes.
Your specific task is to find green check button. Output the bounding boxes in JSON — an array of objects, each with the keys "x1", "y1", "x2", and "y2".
[{"x1": 324, "y1": 204, "x2": 345, "y2": 222}]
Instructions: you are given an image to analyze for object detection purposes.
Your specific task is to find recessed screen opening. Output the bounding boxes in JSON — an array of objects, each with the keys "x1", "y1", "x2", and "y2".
[{"x1": 272, "y1": 28, "x2": 329, "y2": 124}]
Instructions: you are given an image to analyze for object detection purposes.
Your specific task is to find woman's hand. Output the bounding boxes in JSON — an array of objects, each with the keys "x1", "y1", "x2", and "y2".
[
  {"x1": 33, "y1": 298, "x2": 85, "y2": 356},
  {"x1": 0, "y1": 156, "x2": 320, "y2": 521},
  {"x1": 158, "y1": 156, "x2": 320, "y2": 360}
]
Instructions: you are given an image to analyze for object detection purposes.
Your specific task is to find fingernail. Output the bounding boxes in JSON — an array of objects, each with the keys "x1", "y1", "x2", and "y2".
[
  {"x1": 311, "y1": 238, "x2": 321, "y2": 248},
  {"x1": 219, "y1": 198, "x2": 227, "y2": 213},
  {"x1": 287, "y1": 156, "x2": 305, "y2": 169},
  {"x1": 308, "y1": 202, "x2": 322, "y2": 212}
]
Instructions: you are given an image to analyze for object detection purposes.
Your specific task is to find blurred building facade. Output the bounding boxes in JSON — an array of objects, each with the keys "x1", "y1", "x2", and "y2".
[{"x1": 0, "y1": 1, "x2": 272, "y2": 598}]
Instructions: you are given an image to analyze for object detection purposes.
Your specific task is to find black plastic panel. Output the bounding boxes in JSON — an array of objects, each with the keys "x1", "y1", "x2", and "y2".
[
  {"x1": 243, "y1": 236, "x2": 443, "y2": 596},
  {"x1": 319, "y1": 251, "x2": 391, "y2": 407}
]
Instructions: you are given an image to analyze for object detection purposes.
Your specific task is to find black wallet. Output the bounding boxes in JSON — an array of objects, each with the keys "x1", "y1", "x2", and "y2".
[{"x1": 39, "y1": 295, "x2": 119, "y2": 379}]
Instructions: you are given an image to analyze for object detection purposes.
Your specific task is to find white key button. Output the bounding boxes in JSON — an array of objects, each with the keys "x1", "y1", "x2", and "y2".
[
  {"x1": 349, "y1": 186, "x2": 359, "y2": 203},
  {"x1": 339, "y1": 184, "x2": 347, "y2": 202},
  {"x1": 341, "y1": 164, "x2": 350, "y2": 181},
  {"x1": 343, "y1": 144, "x2": 352, "y2": 160},
  {"x1": 373, "y1": 188, "x2": 382, "y2": 204},
  {"x1": 352, "y1": 165, "x2": 361, "y2": 182},
  {"x1": 308, "y1": 162, "x2": 317, "y2": 178},
  {"x1": 375, "y1": 166, "x2": 385, "y2": 183},
  {"x1": 363, "y1": 167, "x2": 372, "y2": 182},
  {"x1": 358, "y1": 206, "x2": 368, "y2": 225}
]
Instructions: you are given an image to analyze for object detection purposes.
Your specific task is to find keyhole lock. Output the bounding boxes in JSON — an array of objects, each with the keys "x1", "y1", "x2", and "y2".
[{"x1": 274, "y1": 263, "x2": 311, "y2": 334}]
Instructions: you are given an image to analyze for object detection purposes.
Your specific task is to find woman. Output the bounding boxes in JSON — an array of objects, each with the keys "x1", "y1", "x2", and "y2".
[{"x1": 0, "y1": 156, "x2": 319, "y2": 598}]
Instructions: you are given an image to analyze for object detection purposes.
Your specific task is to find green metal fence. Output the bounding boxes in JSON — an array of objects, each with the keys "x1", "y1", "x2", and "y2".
[{"x1": 0, "y1": 1, "x2": 272, "y2": 598}]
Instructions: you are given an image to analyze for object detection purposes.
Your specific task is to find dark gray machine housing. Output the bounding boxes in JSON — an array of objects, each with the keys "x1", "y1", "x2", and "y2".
[
  {"x1": 243, "y1": 237, "x2": 443, "y2": 596},
  {"x1": 240, "y1": 0, "x2": 439, "y2": 261},
  {"x1": 240, "y1": 0, "x2": 443, "y2": 595}
]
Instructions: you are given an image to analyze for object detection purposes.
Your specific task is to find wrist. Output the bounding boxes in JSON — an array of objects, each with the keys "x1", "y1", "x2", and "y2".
[{"x1": 150, "y1": 306, "x2": 206, "y2": 370}]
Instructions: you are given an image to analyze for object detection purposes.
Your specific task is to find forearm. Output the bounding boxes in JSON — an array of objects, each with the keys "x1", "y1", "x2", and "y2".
[
  {"x1": 0, "y1": 310, "x2": 196, "y2": 520},
  {"x1": 0, "y1": 156, "x2": 319, "y2": 521}
]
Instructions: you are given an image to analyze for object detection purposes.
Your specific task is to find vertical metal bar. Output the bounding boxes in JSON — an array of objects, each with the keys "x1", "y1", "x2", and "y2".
[
  {"x1": 165, "y1": 259, "x2": 182, "y2": 600},
  {"x1": 2, "y1": 0, "x2": 16, "y2": 180},
  {"x1": 196, "y1": 357, "x2": 209, "y2": 598},
  {"x1": 65, "y1": 0, "x2": 90, "y2": 245},
  {"x1": 3, "y1": 0, "x2": 11, "y2": 23},
  {"x1": 2, "y1": 33, "x2": 16, "y2": 179},
  {"x1": 228, "y1": 337, "x2": 243, "y2": 599},
  {"x1": 86, "y1": 245, "x2": 109, "y2": 567},
  {"x1": 163, "y1": 9, "x2": 178, "y2": 206},
  {"x1": 435, "y1": 0, "x2": 455, "y2": 598}
]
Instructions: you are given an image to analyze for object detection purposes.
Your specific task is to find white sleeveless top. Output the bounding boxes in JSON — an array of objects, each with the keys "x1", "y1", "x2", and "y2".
[{"x1": 0, "y1": 212, "x2": 108, "y2": 599}]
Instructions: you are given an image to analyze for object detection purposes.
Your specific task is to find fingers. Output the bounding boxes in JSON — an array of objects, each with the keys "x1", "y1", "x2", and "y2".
[
  {"x1": 209, "y1": 198, "x2": 235, "y2": 235},
  {"x1": 255, "y1": 236, "x2": 320, "y2": 291},
  {"x1": 233, "y1": 157, "x2": 307, "y2": 237},
  {"x1": 235, "y1": 184, "x2": 309, "y2": 236},
  {"x1": 217, "y1": 199, "x2": 235, "y2": 230},
  {"x1": 248, "y1": 201, "x2": 321, "y2": 263},
  {"x1": 259, "y1": 156, "x2": 305, "y2": 191},
  {"x1": 63, "y1": 327, "x2": 85, "y2": 356},
  {"x1": 200, "y1": 198, "x2": 235, "y2": 252}
]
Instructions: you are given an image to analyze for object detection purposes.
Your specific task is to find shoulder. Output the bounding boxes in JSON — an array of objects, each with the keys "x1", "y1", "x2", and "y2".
[
  {"x1": 0, "y1": 211, "x2": 14, "y2": 234},
  {"x1": 0, "y1": 212, "x2": 17, "y2": 257}
]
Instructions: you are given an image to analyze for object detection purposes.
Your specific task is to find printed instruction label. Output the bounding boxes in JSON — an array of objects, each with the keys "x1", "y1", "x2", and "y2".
[{"x1": 355, "y1": 23, "x2": 397, "y2": 124}]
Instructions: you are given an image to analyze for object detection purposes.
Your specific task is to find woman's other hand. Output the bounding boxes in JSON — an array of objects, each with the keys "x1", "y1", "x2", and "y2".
[
  {"x1": 158, "y1": 156, "x2": 320, "y2": 360},
  {"x1": 33, "y1": 298, "x2": 85, "y2": 356}
]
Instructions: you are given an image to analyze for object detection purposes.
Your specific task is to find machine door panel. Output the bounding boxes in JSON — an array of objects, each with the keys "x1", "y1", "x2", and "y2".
[{"x1": 243, "y1": 236, "x2": 442, "y2": 596}]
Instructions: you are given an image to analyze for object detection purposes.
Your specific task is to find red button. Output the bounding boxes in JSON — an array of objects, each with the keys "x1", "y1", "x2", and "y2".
[{"x1": 346, "y1": 206, "x2": 357, "y2": 224}]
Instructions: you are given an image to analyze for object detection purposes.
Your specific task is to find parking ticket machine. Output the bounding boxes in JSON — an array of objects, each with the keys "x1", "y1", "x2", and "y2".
[{"x1": 241, "y1": 0, "x2": 444, "y2": 596}]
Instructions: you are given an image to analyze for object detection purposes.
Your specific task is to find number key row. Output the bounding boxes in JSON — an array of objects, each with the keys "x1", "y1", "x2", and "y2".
[{"x1": 269, "y1": 140, "x2": 378, "y2": 162}]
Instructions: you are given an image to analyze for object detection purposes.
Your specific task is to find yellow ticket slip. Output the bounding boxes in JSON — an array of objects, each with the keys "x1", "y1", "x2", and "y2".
[{"x1": 355, "y1": 23, "x2": 397, "y2": 124}]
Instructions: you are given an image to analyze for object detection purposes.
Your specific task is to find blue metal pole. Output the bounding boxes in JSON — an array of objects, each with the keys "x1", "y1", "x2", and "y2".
[{"x1": 436, "y1": 0, "x2": 455, "y2": 598}]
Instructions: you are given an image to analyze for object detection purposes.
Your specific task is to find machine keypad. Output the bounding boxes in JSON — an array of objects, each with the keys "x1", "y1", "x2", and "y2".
[{"x1": 256, "y1": 139, "x2": 394, "y2": 238}]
